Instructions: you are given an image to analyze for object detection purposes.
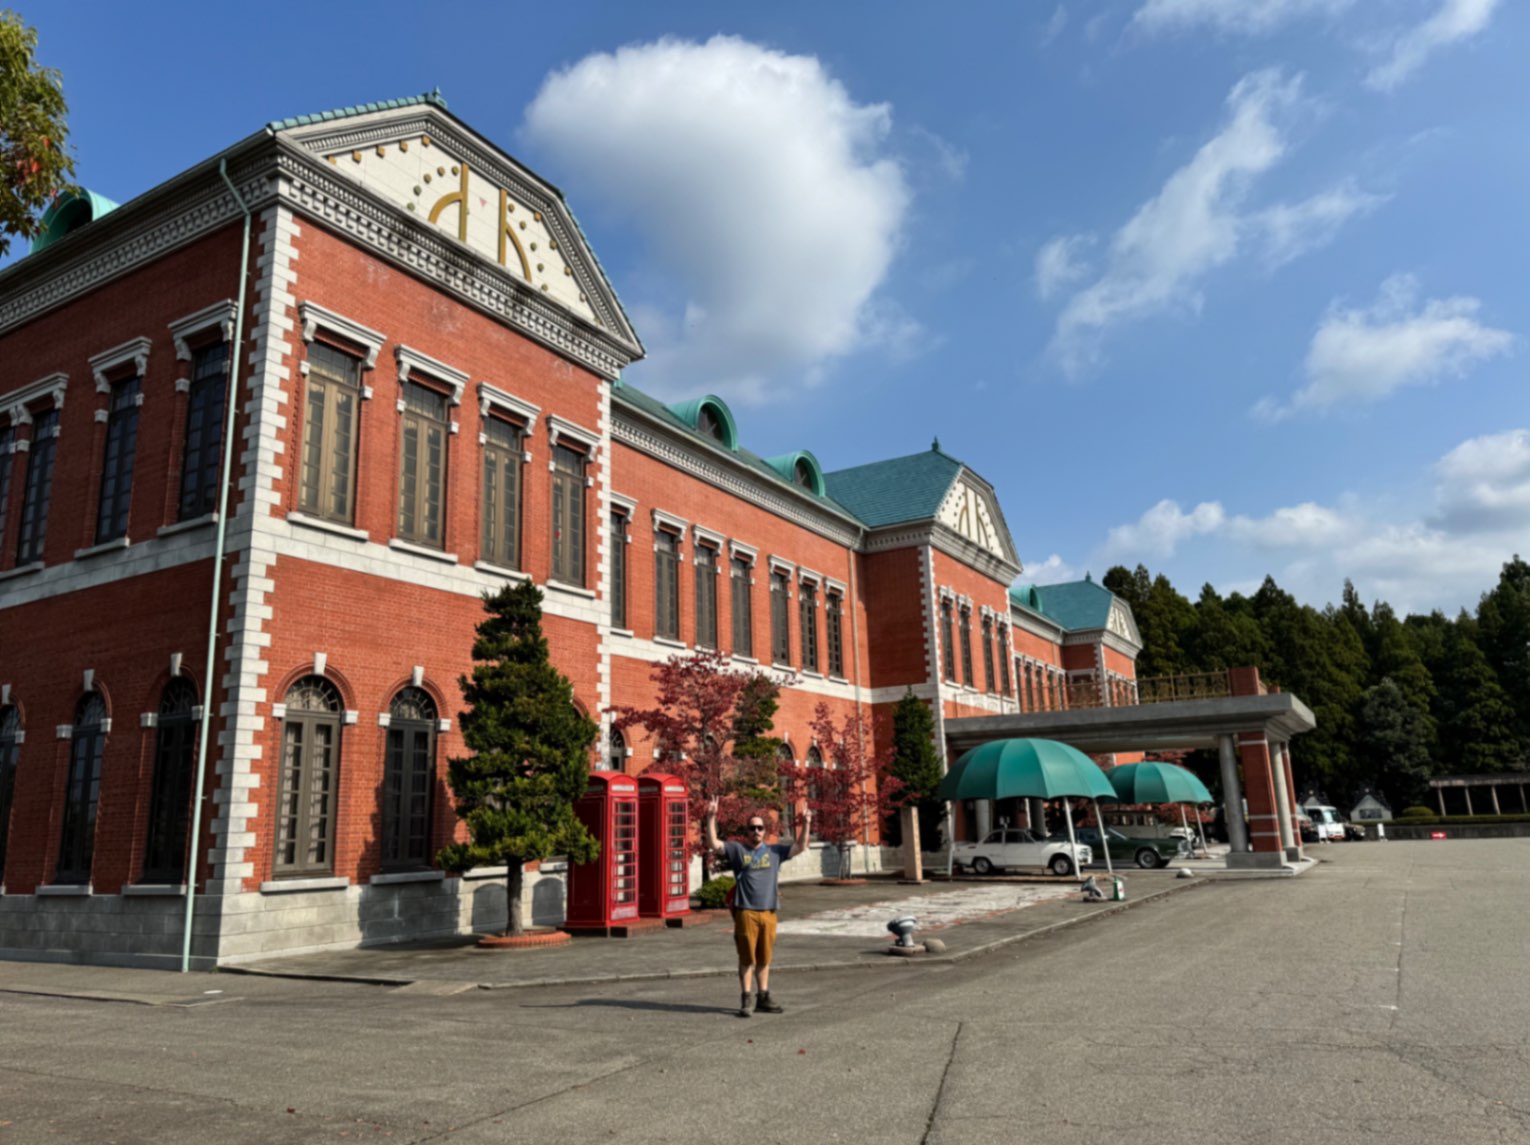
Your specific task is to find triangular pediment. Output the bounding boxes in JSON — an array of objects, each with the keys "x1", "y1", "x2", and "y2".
[
  {"x1": 273, "y1": 102, "x2": 640, "y2": 359},
  {"x1": 936, "y1": 473, "x2": 1019, "y2": 566}
]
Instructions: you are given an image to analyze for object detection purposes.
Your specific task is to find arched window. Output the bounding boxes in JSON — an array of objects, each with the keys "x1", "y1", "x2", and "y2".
[
  {"x1": 143, "y1": 678, "x2": 199, "y2": 882},
  {"x1": 777, "y1": 741, "x2": 796, "y2": 836},
  {"x1": 603, "y1": 725, "x2": 626, "y2": 772},
  {"x1": 792, "y1": 458, "x2": 814, "y2": 488},
  {"x1": 805, "y1": 747, "x2": 825, "y2": 842},
  {"x1": 382, "y1": 686, "x2": 437, "y2": 870},
  {"x1": 0, "y1": 706, "x2": 20, "y2": 885},
  {"x1": 276, "y1": 676, "x2": 343, "y2": 876},
  {"x1": 57, "y1": 692, "x2": 107, "y2": 884},
  {"x1": 696, "y1": 406, "x2": 723, "y2": 443}
]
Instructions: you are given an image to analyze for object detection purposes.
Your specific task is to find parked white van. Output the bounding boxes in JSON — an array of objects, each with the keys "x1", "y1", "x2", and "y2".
[{"x1": 1302, "y1": 804, "x2": 1346, "y2": 842}]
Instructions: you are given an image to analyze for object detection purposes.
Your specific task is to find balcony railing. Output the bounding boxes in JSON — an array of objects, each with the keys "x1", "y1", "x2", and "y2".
[{"x1": 1136, "y1": 670, "x2": 1232, "y2": 705}]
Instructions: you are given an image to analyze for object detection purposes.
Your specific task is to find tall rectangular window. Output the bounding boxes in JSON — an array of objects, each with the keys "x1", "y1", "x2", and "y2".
[
  {"x1": 397, "y1": 381, "x2": 448, "y2": 547},
  {"x1": 95, "y1": 376, "x2": 142, "y2": 543},
  {"x1": 551, "y1": 444, "x2": 586, "y2": 585},
  {"x1": 610, "y1": 512, "x2": 628, "y2": 629},
  {"x1": 940, "y1": 599, "x2": 956, "y2": 682},
  {"x1": 799, "y1": 581, "x2": 819, "y2": 672},
  {"x1": 731, "y1": 556, "x2": 753, "y2": 657},
  {"x1": 481, "y1": 417, "x2": 523, "y2": 568},
  {"x1": 981, "y1": 615, "x2": 996, "y2": 694},
  {"x1": 300, "y1": 343, "x2": 362, "y2": 524},
  {"x1": 770, "y1": 569, "x2": 791, "y2": 665},
  {"x1": 959, "y1": 606, "x2": 974, "y2": 687},
  {"x1": 58, "y1": 696, "x2": 107, "y2": 884},
  {"x1": 15, "y1": 408, "x2": 58, "y2": 565},
  {"x1": 694, "y1": 544, "x2": 718, "y2": 649},
  {"x1": 655, "y1": 530, "x2": 680, "y2": 639},
  {"x1": 826, "y1": 591, "x2": 844, "y2": 678},
  {"x1": 998, "y1": 626, "x2": 1011, "y2": 696},
  {"x1": 0, "y1": 424, "x2": 14, "y2": 549},
  {"x1": 178, "y1": 342, "x2": 228, "y2": 521}
]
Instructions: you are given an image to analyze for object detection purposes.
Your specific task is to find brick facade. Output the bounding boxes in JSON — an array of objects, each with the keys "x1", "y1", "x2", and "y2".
[{"x1": 0, "y1": 98, "x2": 1139, "y2": 966}]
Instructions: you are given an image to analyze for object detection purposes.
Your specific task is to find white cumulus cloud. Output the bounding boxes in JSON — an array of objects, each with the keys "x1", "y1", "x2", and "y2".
[
  {"x1": 520, "y1": 36, "x2": 910, "y2": 403},
  {"x1": 1431, "y1": 429, "x2": 1530, "y2": 533},
  {"x1": 1132, "y1": 0, "x2": 1352, "y2": 36},
  {"x1": 1226, "y1": 503, "x2": 1353, "y2": 548},
  {"x1": 1020, "y1": 553, "x2": 1081, "y2": 585},
  {"x1": 1366, "y1": 0, "x2": 1501, "y2": 92},
  {"x1": 1034, "y1": 235, "x2": 1093, "y2": 301},
  {"x1": 1253, "y1": 181, "x2": 1387, "y2": 269},
  {"x1": 1258, "y1": 274, "x2": 1513, "y2": 417},
  {"x1": 1043, "y1": 71, "x2": 1371, "y2": 374},
  {"x1": 1104, "y1": 499, "x2": 1226, "y2": 560}
]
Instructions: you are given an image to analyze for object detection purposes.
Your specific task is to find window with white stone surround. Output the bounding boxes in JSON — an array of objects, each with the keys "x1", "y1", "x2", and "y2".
[
  {"x1": 296, "y1": 303, "x2": 383, "y2": 528},
  {"x1": 275, "y1": 676, "x2": 344, "y2": 877}
]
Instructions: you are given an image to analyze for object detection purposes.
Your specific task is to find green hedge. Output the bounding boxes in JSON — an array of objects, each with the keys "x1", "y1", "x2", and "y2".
[
  {"x1": 1392, "y1": 813, "x2": 1530, "y2": 826},
  {"x1": 695, "y1": 876, "x2": 735, "y2": 909}
]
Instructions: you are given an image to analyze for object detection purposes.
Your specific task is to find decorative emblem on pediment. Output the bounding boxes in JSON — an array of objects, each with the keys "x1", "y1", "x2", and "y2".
[
  {"x1": 938, "y1": 480, "x2": 1006, "y2": 559},
  {"x1": 315, "y1": 131, "x2": 597, "y2": 325}
]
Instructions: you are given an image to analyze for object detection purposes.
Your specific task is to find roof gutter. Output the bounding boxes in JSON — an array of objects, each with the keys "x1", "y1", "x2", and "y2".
[{"x1": 181, "y1": 158, "x2": 254, "y2": 973}]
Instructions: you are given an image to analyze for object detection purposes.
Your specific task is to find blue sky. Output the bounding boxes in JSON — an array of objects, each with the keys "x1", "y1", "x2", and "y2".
[{"x1": 10, "y1": 0, "x2": 1526, "y2": 615}]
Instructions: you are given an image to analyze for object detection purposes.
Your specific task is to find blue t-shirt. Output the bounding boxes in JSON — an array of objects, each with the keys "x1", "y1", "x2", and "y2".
[{"x1": 724, "y1": 841, "x2": 794, "y2": 911}]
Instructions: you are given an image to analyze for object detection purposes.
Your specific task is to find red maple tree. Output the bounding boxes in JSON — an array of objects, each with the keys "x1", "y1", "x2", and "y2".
[
  {"x1": 610, "y1": 649, "x2": 787, "y2": 877},
  {"x1": 785, "y1": 704, "x2": 906, "y2": 876}
]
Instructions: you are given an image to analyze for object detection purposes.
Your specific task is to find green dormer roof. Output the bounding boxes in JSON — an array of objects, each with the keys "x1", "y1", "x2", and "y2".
[
  {"x1": 822, "y1": 447, "x2": 963, "y2": 527},
  {"x1": 1011, "y1": 576, "x2": 1117, "y2": 631}
]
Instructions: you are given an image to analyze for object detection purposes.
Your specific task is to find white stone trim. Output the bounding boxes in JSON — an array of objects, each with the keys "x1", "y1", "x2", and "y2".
[
  {"x1": 608, "y1": 492, "x2": 637, "y2": 515},
  {"x1": 259, "y1": 876, "x2": 350, "y2": 894},
  {"x1": 2, "y1": 372, "x2": 68, "y2": 423},
  {"x1": 73, "y1": 537, "x2": 130, "y2": 561},
  {"x1": 36, "y1": 884, "x2": 91, "y2": 896},
  {"x1": 472, "y1": 560, "x2": 531, "y2": 583},
  {"x1": 288, "y1": 512, "x2": 369, "y2": 543},
  {"x1": 797, "y1": 566, "x2": 823, "y2": 586},
  {"x1": 546, "y1": 579, "x2": 596, "y2": 600},
  {"x1": 387, "y1": 537, "x2": 458, "y2": 565},
  {"x1": 692, "y1": 524, "x2": 725, "y2": 550},
  {"x1": 88, "y1": 337, "x2": 153, "y2": 388},
  {"x1": 652, "y1": 509, "x2": 687, "y2": 535},
  {"x1": 297, "y1": 300, "x2": 384, "y2": 368},
  {"x1": 546, "y1": 413, "x2": 598, "y2": 454},
  {"x1": 477, "y1": 383, "x2": 539, "y2": 434},
  {"x1": 728, "y1": 539, "x2": 758, "y2": 562},
  {"x1": 395, "y1": 344, "x2": 467, "y2": 405},
  {"x1": 122, "y1": 883, "x2": 187, "y2": 896},
  {"x1": 825, "y1": 577, "x2": 848, "y2": 596},
  {"x1": 168, "y1": 300, "x2": 238, "y2": 361},
  {"x1": 369, "y1": 870, "x2": 445, "y2": 886},
  {"x1": 768, "y1": 555, "x2": 795, "y2": 577}
]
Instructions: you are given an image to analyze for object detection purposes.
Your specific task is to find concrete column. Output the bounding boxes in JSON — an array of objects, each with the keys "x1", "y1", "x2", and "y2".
[
  {"x1": 1270, "y1": 741, "x2": 1299, "y2": 861},
  {"x1": 975, "y1": 799, "x2": 992, "y2": 840},
  {"x1": 1437, "y1": 787, "x2": 1446, "y2": 815},
  {"x1": 1217, "y1": 734, "x2": 1249, "y2": 852},
  {"x1": 1491, "y1": 785, "x2": 1502, "y2": 815},
  {"x1": 1026, "y1": 797, "x2": 1047, "y2": 835},
  {"x1": 1464, "y1": 788, "x2": 1473, "y2": 815},
  {"x1": 1520, "y1": 784, "x2": 1527, "y2": 813}
]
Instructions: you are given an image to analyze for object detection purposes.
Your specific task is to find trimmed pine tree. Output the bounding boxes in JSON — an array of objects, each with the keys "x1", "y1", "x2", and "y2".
[{"x1": 438, "y1": 582, "x2": 599, "y2": 937}]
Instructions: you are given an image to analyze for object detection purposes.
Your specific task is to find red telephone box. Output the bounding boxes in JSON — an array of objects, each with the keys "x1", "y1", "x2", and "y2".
[
  {"x1": 638, "y1": 773, "x2": 691, "y2": 924},
  {"x1": 566, "y1": 772, "x2": 640, "y2": 933}
]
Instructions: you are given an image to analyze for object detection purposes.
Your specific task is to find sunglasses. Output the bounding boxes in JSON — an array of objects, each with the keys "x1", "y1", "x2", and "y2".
[{"x1": 748, "y1": 824, "x2": 767, "y2": 832}]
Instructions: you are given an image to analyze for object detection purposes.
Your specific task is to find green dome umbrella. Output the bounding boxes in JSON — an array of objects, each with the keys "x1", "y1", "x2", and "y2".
[
  {"x1": 1102, "y1": 762, "x2": 1215, "y2": 858},
  {"x1": 938, "y1": 739, "x2": 1119, "y2": 877},
  {"x1": 1103, "y1": 762, "x2": 1213, "y2": 805}
]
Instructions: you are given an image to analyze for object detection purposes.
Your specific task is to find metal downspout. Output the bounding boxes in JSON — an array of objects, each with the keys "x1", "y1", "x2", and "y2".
[
  {"x1": 181, "y1": 159, "x2": 253, "y2": 972},
  {"x1": 844, "y1": 536, "x2": 872, "y2": 875}
]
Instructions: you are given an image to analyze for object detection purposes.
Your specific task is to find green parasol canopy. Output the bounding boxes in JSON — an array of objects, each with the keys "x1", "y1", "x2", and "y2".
[
  {"x1": 1102, "y1": 761, "x2": 1214, "y2": 805},
  {"x1": 937, "y1": 738, "x2": 1116, "y2": 802}
]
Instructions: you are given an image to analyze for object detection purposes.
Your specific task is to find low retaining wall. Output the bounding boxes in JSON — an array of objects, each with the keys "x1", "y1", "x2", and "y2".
[{"x1": 1385, "y1": 822, "x2": 1530, "y2": 840}]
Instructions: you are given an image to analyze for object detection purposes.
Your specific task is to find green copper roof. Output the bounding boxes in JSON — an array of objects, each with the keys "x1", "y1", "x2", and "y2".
[
  {"x1": 822, "y1": 447, "x2": 963, "y2": 527},
  {"x1": 30, "y1": 188, "x2": 120, "y2": 254},
  {"x1": 613, "y1": 382, "x2": 856, "y2": 519},
  {"x1": 268, "y1": 90, "x2": 449, "y2": 132},
  {"x1": 1011, "y1": 576, "x2": 1117, "y2": 631}
]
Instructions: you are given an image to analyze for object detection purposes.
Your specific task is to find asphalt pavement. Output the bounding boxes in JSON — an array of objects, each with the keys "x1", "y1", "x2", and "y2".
[{"x1": 2, "y1": 840, "x2": 1525, "y2": 1145}]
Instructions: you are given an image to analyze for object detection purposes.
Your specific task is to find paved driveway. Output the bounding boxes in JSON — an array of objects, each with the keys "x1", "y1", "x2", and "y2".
[{"x1": 1, "y1": 840, "x2": 1526, "y2": 1144}]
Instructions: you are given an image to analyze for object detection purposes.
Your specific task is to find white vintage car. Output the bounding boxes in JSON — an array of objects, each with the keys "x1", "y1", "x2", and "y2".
[{"x1": 952, "y1": 827, "x2": 1092, "y2": 877}]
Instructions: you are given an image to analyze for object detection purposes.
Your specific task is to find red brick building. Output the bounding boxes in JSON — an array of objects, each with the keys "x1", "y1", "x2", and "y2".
[{"x1": 0, "y1": 95, "x2": 1139, "y2": 967}]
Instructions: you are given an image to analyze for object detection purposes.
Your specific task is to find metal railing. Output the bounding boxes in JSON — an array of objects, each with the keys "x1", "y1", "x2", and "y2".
[{"x1": 1135, "y1": 670, "x2": 1232, "y2": 705}]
